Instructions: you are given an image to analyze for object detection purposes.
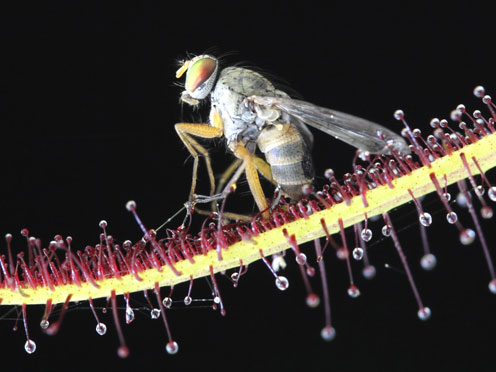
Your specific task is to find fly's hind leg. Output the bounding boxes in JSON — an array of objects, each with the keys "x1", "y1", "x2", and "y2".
[
  {"x1": 208, "y1": 156, "x2": 275, "y2": 211},
  {"x1": 192, "y1": 143, "x2": 274, "y2": 220},
  {"x1": 215, "y1": 159, "x2": 243, "y2": 195},
  {"x1": 202, "y1": 158, "x2": 242, "y2": 216},
  {"x1": 195, "y1": 156, "x2": 272, "y2": 222},
  {"x1": 233, "y1": 144, "x2": 271, "y2": 218}
]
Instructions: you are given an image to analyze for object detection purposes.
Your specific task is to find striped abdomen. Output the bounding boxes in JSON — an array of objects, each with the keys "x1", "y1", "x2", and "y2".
[{"x1": 257, "y1": 123, "x2": 314, "y2": 200}]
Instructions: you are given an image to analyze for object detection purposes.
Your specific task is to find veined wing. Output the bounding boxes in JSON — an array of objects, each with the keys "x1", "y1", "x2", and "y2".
[{"x1": 250, "y1": 96, "x2": 410, "y2": 155}]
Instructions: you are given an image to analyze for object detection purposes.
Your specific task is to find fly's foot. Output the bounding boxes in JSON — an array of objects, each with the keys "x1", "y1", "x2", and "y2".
[
  {"x1": 191, "y1": 193, "x2": 224, "y2": 204},
  {"x1": 184, "y1": 199, "x2": 197, "y2": 214}
]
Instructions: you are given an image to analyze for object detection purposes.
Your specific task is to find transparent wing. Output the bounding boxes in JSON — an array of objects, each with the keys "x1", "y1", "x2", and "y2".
[{"x1": 250, "y1": 96, "x2": 410, "y2": 155}]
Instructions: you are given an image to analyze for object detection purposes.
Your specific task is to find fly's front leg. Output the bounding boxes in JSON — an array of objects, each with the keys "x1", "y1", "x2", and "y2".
[{"x1": 174, "y1": 123, "x2": 223, "y2": 202}]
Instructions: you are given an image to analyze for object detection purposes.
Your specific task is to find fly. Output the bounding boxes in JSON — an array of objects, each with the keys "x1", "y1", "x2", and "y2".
[{"x1": 174, "y1": 54, "x2": 409, "y2": 218}]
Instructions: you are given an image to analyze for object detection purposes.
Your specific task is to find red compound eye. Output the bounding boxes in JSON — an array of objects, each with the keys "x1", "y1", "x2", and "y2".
[{"x1": 185, "y1": 57, "x2": 217, "y2": 93}]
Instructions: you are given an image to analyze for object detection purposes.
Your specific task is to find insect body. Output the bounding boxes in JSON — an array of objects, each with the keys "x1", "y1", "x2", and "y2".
[
  {"x1": 175, "y1": 54, "x2": 409, "y2": 217},
  {"x1": 211, "y1": 65, "x2": 315, "y2": 201}
]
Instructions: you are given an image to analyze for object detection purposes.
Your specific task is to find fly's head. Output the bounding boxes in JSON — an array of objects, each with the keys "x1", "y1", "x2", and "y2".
[{"x1": 176, "y1": 54, "x2": 218, "y2": 106}]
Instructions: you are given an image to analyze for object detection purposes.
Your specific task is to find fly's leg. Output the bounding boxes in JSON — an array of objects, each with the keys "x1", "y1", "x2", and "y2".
[
  {"x1": 195, "y1": 144, "x2": 267, "y2": 211},
  {"x1": 206, "y1": 156, "x2": 275, "y2": 213},
  {"x1": 215, "y1": 159, "x2": 242, "y2": 194},
  {"x1": 193, "y1": 143, "x2": 272, "y2": 219},
  {"x1": 214, "y1": 156, "x2": 275, "y2": 196},
  {"x1": 210, "y1": 158, "x2": 242, "y2": 212},
  {"x1": 195, "y1": 156, "x2": 273, "y2": 222},
  {"x1": 253, "y1": 156, "x2": 275, "y2": 185},
  {"x1": 174, "y1": 123, "x2": 222, "y2": 228},
  {"x1": 194, "y1": 206, "x2": 253, "y2": 222},
  {"x1": 174, "y1": 108, "x2": 224, "y2": 206},
  {"x1": 233, "y1": 143, "x2": 270, "y2": 218},
  {"x1": 193, "y1": 161, "x2": 247, "y2": 204},
  {"x1": 174, "y1": 123, "x2": 223, "y2": 201}
]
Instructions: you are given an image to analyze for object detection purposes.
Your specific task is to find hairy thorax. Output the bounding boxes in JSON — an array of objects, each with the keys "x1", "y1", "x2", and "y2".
[{"x1": 210, "y1": 67, "x2": 281, "y2": 151}]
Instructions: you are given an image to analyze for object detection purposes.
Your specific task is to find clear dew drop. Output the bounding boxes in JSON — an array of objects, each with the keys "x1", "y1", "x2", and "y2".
[
  {"x1": 295, "y1": 253, "x2": 307, "y2": 265},
  {"x1": 476, "y1": 185, "x2": 485, "y2": 196},
  {"x1": 324, "y1": 168, "x2": 334, "y2": 179},
  {"x1": 125, "y1": 307, "x2": 135, "y2": 324},
  {"x1": 481, "y1": 206, "x2": 493, "y2": 219},
  {"x1": 320, "y1": 326, "x2": 336, "y2": 341},
  {"x1": 166, "y1": 341, "x2": 179, "y2": 355},
  {"x1": 24, "y1": 340, "x2": 36, "y2": 354},
  {"x1": 417, "y1": 307, "x2": 432, "y2": 321},
  {"x1": 420, "y1": 253, "x2": 437, "y2": 271},
  {"x1": 96, "y1": 322, "x2": 107, "y2": 335},
  {"x1": 361, "y1": 228, "x2": 373, "y2": 242},
  {"x1": 347, "y1": 285, "x2": 361, "y2": 298},
  {"x1": 443, "y1": 192, "x2": 451, "y2": 202},
  {"x1": 362, "y1": 265, "x2": 376, "y2": 279},
  {"x1": 125, "y1": 200, "x2": 136, "y2": 212},
  {"x1": 275, "y1": 276, "x2": 289, "y2": 291},
  {"x1": 459, "y1": 228, "x2": 476, "y2": 245},
  {"x1": 381, "y1": 224, "x2": 391, "y2": 237},
  {"x1": 213, "y1": 296, "x2": 221, "y2": 304},
  {"x1": 393, "y1": 109, "x2": 404, "y2": 120},
  {"x1": 150, "y1": 308, "x2": 161, "y2": 319},
  {"x1": 446, "y1": 211, "x2": 458, "y2": 224},
  {"x1": 40, "y1": 320, "x2": 49, "y2": 330},
  {"x1": 352, "y1": 247, "x2": 364, "y2": 261},
  {"x1": 488, "y1": 186, "x2": 496, "y2": 201},
  {"x1": 162, "y1": 297, "x2": 173, "y2": 309},
  {"x1": 474, "y1": 85, "x2": 486, "y2": 98},
  {"x1": 24, "y1": 339, "x2": 36, "y2": 354},
  {"x1": 488, "y1": 279, "x2": 496, "y2": 294},
  {"x1": 231, "y1": 272, "x2": 239, "y2": 282},
  {"x1": 184, "y1": 296, "x2": 192, "y2": 306},
  {"x1": 306, "y1": 293, "x2": 320, "y2": 308},
  {"x1": 419, "y1": 212, "x2": 432, "y2": 227}
]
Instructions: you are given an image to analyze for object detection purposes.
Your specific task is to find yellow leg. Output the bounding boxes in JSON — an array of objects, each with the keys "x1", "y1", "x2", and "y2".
[
  {"x1": 207, "y1": 158, "x2": 241, "y2": 214},
  {"x1": 215, "y1": 156, "x2": 274, "y2": 197},
  {"x1": 233, "y1": 144, "x2": 269, "y2": 218},
  {"x1": 253, "y1": 156, "x2": 276, "y2": 185},
  {"x1": 174, "y1": 123, "x2": 223, "y2": 199},
  {"x1": 194, "y1": 207, "x2": 253, "y2": 222},
  {"x1": 216, "y1": 159, "x2": 242, "y2": 194},
  {"x1": 200, "y1": 156, "x2": 274, "y2": 222}
]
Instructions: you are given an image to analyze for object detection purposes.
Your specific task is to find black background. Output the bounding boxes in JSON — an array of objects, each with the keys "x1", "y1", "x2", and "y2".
[{"x1": 1, "y1": 2, "x2": 496, "y2": 371}]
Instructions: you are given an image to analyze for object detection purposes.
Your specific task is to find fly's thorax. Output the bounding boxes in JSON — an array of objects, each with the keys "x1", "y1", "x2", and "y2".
[
  {"x1": 257, "y1": 123, "x2": 314, "y2": 200},
  {"x1": 211, "y1": 67, "x2": 278, "y2": 145},
  {"x1": 215, "y1": 67, "x2": 276, "y2": 97}
]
